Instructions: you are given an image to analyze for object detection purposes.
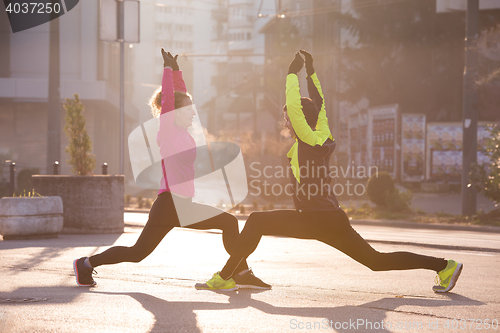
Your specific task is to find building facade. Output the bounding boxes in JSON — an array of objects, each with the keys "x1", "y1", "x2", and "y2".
[{"x1": 0, "y1": 1, "x2": 138, "y2": 186}]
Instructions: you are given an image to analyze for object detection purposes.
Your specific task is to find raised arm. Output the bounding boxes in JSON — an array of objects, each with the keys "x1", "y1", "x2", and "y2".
[
  {"x1": 301, "y1": 50, "x2": 331, "y2": 143},
  {"x1": 158, "y1": 49, "x2": 181, "y2": 150},
  {"x1": 306, "y1": 74, "x2": 323, "y2": 114},
  {"x1": 301, "y1": 49, "x2": 323, "y2": 112},
  {"x1": 166, "y1": 51, "x2": 187, "y2": 94},
  {"x1": 161, "y1": 48, "x2": 176, "y2": 115},
  {"x1": 285, "y1": 52, "x2": 331, "y2": 146}
]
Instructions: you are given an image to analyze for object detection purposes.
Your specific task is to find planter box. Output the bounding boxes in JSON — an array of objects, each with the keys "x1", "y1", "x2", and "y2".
[
  {"x1": 32, "y1": 175, "x2": 124, "y2": 234},
  {"x1": 0, "y1": 196, "x2": 63, "y2": 240}
]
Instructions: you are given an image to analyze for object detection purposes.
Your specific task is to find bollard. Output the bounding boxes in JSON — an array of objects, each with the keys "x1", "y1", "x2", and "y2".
[
  {"x1": 102, "y1": 163, "x2": 108, "y2": 175},
  {"x1": 53, "y1": 161, "x2": 59, "y2": 175},
  {"x1": 9, "y1": 161, "x2": 15, "y2": 196}
]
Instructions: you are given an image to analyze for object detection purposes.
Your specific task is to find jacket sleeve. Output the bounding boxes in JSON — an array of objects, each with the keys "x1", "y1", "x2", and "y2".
[
  {"x1": 158, "y1": 67, "x2": 176, "y2": 148},
  {"x1": 161, "y1": 67, "x2": 175, "y2": 115},
  {"x1": 308, "y1": 72, "x2": 332, "y2": 143},
  {"x1": 173, "y1": 70, "x2": 187, "y2": 94},
  {"x1": 306, "y1": 74, "x2": 323, "y2": 114},
  {"x1": 285, "y1": 73, "x2": 332, "y2": 146}
]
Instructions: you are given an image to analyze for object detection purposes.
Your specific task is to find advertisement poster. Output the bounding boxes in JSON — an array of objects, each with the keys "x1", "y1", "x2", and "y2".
[
  {"x1": 431, "y1": 150, "x2": 462, "y2": 181},
  {"x1": 428, "y1": 124, "x2": 462, "y2": 151},
  {"x1": 426, "y1": 122, "x2": 496, "y2": 181},
  {"x1": 368, "y1": 104, "x2": 399, "y2": 178},
  {"x1": 401, "y1": 114, "x2": 425, "y2": 182}
]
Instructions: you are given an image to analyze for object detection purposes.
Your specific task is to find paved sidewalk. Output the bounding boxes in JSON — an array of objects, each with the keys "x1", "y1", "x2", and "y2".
[
  {"x1": 126, "y1": 192, "x2": 498, "y2": 224},
  {"x1": 1, "y1": 214, "x2": 500, "y2": 332},
  {"x1": 123, "y1": 211, "x2": 500, "y2": 253}
]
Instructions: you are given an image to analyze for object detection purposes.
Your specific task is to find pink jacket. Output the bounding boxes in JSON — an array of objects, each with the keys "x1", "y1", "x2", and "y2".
[{"x1": 157, "y1": 67, "x2": 196, "y2": 197}]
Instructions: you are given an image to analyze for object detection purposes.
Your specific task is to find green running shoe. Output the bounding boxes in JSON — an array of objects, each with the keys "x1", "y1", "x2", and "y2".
[
  {"x1": 195, "y1": 272, "x2": 237, "y2": 291},
  {"x1": 433, "y1": 259, "x2": 463, "y2": 293}
]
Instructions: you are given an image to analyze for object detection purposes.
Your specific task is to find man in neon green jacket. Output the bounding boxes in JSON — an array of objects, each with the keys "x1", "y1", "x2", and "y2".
[{"x1": 196, "y1": 50, "x2": 462, "y2": 294}]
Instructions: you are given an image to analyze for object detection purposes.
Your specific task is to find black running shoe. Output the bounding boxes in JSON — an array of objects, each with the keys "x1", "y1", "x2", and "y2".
[
  {"x1": 73, "y1": 257, "x2": 97, "y2": 287},
  {"x1": 233, "y1": 269, "x2": 271, "y2": 290}
]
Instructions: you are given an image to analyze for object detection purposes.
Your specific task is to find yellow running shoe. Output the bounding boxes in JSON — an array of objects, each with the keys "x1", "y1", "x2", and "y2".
[
  {"x1": 195, "y1": 272, "x2": 237, "y2": 291},
  {"x1": 433, "y1": 259, "x2": 463, "y2": 293}
]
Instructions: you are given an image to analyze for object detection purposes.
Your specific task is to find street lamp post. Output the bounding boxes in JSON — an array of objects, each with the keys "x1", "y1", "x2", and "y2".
[
  {"x1": 118, "y1": 0, "x2": 125, "y2": 175},
  {"x1": 461, "y1": 0, "x2": 479, "y2": 216},
  {"x1": 99, "y1": 0, "x2": 139, "y2": 176},
  {"x1": 47, "y1": 12, "x2": 60, "y2": 175}
]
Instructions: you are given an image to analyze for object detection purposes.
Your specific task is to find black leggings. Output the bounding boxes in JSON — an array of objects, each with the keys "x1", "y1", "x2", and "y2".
[
  {"x1": 220, "y1": 210, "x2": 446, "y2": 279},
  {"x1": 89, "y1": 191, "x2": 248, "y2": 272}
]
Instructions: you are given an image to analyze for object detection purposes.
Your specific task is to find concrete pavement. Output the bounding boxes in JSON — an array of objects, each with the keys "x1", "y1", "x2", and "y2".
[{"x1": 1, "y1": 213, "x2": 499, "y2": 332}]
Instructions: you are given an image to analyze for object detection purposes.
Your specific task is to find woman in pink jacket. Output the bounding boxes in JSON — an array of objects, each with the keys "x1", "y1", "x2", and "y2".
[{"x1": 73, "y1": 49, "x2": 269, "y2": 290}]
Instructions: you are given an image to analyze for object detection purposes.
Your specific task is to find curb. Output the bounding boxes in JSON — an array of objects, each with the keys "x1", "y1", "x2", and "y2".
[
  {"x1": 364, "y1": 239, "x2": 500, "y2": 254},
  {"x1": 124, "y1": 212, "x2": 500, "y2": 254},
  {"x1": 348, "y1": 218, "x2": 500, "y2": 234},
  {"x1": 124, "y1": 209, "x2": 500, "y2": 234}
]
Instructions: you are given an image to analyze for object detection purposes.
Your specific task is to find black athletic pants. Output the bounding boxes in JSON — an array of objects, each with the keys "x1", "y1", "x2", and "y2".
[
  {"x1": 89, "y1": 191, "x2": 249, "y2": 272},
  {"x1": 220, "y1": 209, "x2": 446, "y2": 279}
]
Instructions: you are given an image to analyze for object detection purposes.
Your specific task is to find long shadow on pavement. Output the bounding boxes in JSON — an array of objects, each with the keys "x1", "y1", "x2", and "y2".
[
  {"x1": 1, "y1": 233, "x2": 122, "y2": 274},
  {"x1": 93, "y1": 290, "x2": 484, "y2": 332}
]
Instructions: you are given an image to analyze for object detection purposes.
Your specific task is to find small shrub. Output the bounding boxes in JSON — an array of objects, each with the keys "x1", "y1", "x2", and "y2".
[
  {"x1": 268, "y1": 202, "x2": 275, "y2": 210},
  {"x1": 477, "y1": 208, "x2": 500, "y2": 226},
  {"x1": 345, "y1": 202, "x2": 373, "y2": 219},
  {"x1": 137, "y1": 195, "x2": 144, "y2": 209},
  {"x1": 253, "y1": 200, "x2": 259, "y2": 211},
  {"x1": 367, "y1": 172, "x2": 396, "y2": 207},
  {"x1": 234, "y1": 204, "x2": 245, "y2": 214},
  {"x1": 470, "y1": 124, "x2": 500, "y2": 206},
  {"x1": 16, "y1": 189, "x2": 42, "y2": 197},
  {"x1": 145, "y1": 198, "x2": 152, "y2": 209},
  {"x1": 63, "y1": 94, "x2": 96, "y2": 175},
  {"x1": 124, "y1": 194, "x2": 131, "y2": 207},
  {"x1": 385, "y1": 189, "x2": 412, "y2": 212}
]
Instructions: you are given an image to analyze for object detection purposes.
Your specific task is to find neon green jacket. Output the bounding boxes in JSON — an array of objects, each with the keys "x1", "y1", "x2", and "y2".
[
  {"x1": 284, "y1": 72, "x2": 340, "y2": 212},
  {"x1": 285, "y1": 72, "x2": 333, "y2": 183}
]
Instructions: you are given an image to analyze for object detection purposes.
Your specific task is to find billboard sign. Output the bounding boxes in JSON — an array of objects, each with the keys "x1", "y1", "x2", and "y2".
[{"x1": 401, "y1": 114, "x2": 426, "y2": 182}]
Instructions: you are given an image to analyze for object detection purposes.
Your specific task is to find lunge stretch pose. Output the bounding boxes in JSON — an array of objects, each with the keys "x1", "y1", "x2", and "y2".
[
  {"x1": 73, "y1": 49, "x2": 267, "y2": 289},
  {"x1": 196, "y1": 50, "x2": 463, "y2": 293}
]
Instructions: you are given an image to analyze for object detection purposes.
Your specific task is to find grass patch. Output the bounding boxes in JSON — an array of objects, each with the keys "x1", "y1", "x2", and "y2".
[{"x1": 344, "y1": 204, "x2": 413, "y2": 220}]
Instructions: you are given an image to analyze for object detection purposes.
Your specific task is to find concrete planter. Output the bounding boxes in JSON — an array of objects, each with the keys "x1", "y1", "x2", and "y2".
[
  {"x1": 0, "y1": 196, "x2": 63, "y2": 240},
  {"x1": 32, "y1": 175, "x2": 124, "y2": 234}
]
